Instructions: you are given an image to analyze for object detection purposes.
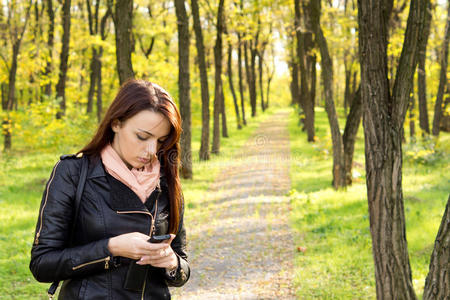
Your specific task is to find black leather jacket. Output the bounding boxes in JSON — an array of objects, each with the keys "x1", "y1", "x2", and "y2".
[{"x1": 30, "y1": 155, "x2": 190, "y2": 299}]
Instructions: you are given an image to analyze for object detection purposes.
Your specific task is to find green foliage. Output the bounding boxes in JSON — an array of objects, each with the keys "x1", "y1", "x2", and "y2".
[{"x1": 404, "y1": 137, "x2": 448, "y2": 165}]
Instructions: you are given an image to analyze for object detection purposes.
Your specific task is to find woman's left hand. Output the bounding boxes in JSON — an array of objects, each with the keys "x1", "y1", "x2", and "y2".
[{"x1": 136, "y1": 234, "x2": 178, "y2": 271}]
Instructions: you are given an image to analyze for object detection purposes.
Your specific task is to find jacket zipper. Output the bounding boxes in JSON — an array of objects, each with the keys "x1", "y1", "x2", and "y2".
[
  {"x1": 35, "y1": 160, "x2": 62, "y2": 245},
  {"x1": 141, "y1": 268, "x2": 148, "y2": 300},
  {"x1": 72, "y1": 256, "x2": 110, "y2": 270},
  {"x1": 115, "y1": 187, "x2": 161, "y2": 236}
]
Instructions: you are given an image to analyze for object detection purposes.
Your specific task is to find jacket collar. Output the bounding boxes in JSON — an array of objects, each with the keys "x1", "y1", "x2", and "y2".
[{"x1": 86, "y1": 156, "x2": 163, "y2": 212}]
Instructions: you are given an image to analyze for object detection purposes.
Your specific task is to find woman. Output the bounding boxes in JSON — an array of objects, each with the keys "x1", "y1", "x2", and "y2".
[{"x1": 30, "y1": 79, "x2": 190, "y2": 299}]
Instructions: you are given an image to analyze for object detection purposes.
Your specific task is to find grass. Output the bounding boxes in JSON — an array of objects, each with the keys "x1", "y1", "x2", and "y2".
[
  {"x1": 0, "y1": 100, "x2": 278, "y2": 298},
  {"x1": 288, "y1": 107, "x2": 449, "y2": 299}
]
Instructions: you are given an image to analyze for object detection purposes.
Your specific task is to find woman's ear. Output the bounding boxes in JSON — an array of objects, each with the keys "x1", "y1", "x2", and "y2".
[{"x1": 111, "y1": 119, "x2": 121, "y2": 133}]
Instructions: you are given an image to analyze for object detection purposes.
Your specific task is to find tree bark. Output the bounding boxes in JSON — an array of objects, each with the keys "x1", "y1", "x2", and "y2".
[
  {"x1": 423, "y1": 196, "x2": 449, "y2": 299},
  {"x1": 174, "y1": 0, "x2": 192, "y2": 179},
  {"x1": 114, "y1": 0, "x2": 134, "y2": 85},
  {"x1": 211, "y1": 0, "x2": 225, "y2": 154},
  {"x1": 342, "y1": 86, "x2": 362, "y2": 185},
  {"x1": 96, "y1": 47, "x2": 103, "y2": 122},
  {"x1": 191, "y1": 0, "x2": 211, "y2": 160},
  {"x1": 244, "y1": 41, "x2": 256, "y2": 117},
  {"x1": 432, "y1": 1, "x2": 450, "y2": 136},
  {"x1": 296, "y1": 0, "x2": 315, "y2": 142},
  {"x1": 220, "y1": 81, "x2": 228, "y2": 138},
  {"x1": 258, "y1": 47, "x2": 265, "y2": 112},
  {"x1": 249, "y1": 39, "x2": 258, "y2": 117},
  {"x1": 409, "y1": 95, "x2": 416, "y2": 142},
  {"x1": 289, "y1": 58, "x2": 300, "y2": 107},
  {"x1": 309, "y1": 0, "x2": 345, "y2": 188},
  {"x1": 417, "y1": 0, "x2": 432, "y2": 135},
  {"x1": 358, "y1": 0, "x2": 427, "y2": 298},
  {"x1": 227, "y1": 42, "x2": 242, "y2": 129},
  {"x1": 237, "y1": 33, "x2": 247, "y2": 126},
  {"x1": 55, "y1": 0, "x2": 71, "y2": 119},
  {"x1": 43, "y1": 0, "x2": 55, "y2": 97}
]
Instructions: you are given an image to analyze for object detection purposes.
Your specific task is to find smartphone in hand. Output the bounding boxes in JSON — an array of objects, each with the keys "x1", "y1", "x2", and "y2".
[{"x1": 148, "y1": 234, "x2": 171, "y2": 243}]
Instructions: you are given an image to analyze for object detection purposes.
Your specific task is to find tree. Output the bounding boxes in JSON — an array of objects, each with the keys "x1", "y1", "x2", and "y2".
[
  {"x1": 192, "y1": 0, "x2": 211, "y2": 160},
  {"x1": 1, "y1": 0, "x2": 32, "y2": 150},
  {"x1": 295, "y1": 0, "x2": 316, "y2": 142},
  {"x1": 423, "y1": 196, "x2": 449, "y2": 299},
  {"x1": 417, "y1": 0, "x2": 432, "y2": 135},
  {"x1": 211, "y1": 0, "x2": 225, "y2": 154},
  {"x1": 174, "y1": 0, "x2": 192, "y2": 179},
  {"x1": 227, "y1": 40, "x2": 242, "y2": 129},
  {"x1": 237, "y1": 32, "x2": 247, "y2": 126},
  {"x1": 357, "y1": 0, "x2": 428, "y2": 297},
  {"x1": 309, "y1": 0, "x2": 346, "y2": 188},
  {"x1": 432, "y1": 1, "x2": 450, "y2": 136},
  {"x1": 86, "y1": 0, "x2": 111, "y2": 121},
  {"x1": 55, "y1": 0, "x2": 72, "y2": 119},
  {"x1": 42, "y1": 0, "x2": 55, "y2": 97},
  {"x1": 112, "y1": 0, "x2": 134, "y2": 84}
]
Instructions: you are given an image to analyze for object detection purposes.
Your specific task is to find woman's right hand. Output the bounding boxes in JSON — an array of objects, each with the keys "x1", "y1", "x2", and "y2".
[{"x1": 107, "y1": 232, "x2": 152, "y2": 260}]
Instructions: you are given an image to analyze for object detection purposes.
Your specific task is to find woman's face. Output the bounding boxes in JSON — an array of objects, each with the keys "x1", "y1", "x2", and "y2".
[{"x1": 111, "y1": 110, "x2": 171, "y2": 169}]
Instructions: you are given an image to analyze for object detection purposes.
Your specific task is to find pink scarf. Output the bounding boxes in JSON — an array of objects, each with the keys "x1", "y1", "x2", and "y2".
[{"x1": 100, "y1": 144, "x2": 160, "y2": 203}]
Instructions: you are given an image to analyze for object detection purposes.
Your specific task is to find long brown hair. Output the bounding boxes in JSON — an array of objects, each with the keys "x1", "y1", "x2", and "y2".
[{"x1": 79, "y1": 79, "x2": 183, "y2": 233}]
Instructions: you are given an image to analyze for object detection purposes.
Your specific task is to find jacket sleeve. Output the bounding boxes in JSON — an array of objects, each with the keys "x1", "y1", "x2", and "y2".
[
  {"x1": 29, "y1": 159, "x2": 113, "y2": 283},
  {"x1": 164, "y1": 204, "x2": 190, "y2": 287}
]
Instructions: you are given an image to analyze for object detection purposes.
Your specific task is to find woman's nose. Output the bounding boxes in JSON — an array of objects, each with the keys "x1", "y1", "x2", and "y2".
[{"x1": 146, "y1": 139, "x2": 157, "y2": 155}]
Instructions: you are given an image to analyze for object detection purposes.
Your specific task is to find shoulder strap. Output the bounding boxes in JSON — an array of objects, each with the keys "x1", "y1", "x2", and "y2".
[
  {"x1": 48, "y1": 154, "x2": 89, "y2": 299},
  {"x1": 70, "y1": 154, "x2": 89, "y2": 246}
]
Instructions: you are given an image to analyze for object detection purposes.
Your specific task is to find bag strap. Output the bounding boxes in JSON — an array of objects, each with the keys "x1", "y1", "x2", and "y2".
[{"x1": 48, "y1": 154, "x2": 89, "y2": 299}]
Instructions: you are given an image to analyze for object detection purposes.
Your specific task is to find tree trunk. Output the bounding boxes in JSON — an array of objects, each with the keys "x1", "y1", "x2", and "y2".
[
  {"x1": 227, "y1": 42, "x2": 242, "y2": 129},
  {"x1": 244, "y1": 41, "x2": 256, "y2": 117},
  {"x1": 358, "y1": 0, "x2": 427, "y2": 298},
  {"x1": 192, "y1": 0, "x2": 211, "y2": 160},
  {"x1": 249, "y1": 40, "x2": 258, "y2": 117},
  {"x1": 220, "y1": 83, "x2": 228, "y2": 138},
  {"x1": 87, "y1": 47, "x2": 99, "y2": 114},
  {"x1": 55, "y1": 0, "x2": 71, "y2": 119},
  {"x1": 96, "y1": 47, "x2": 103, "y2": 123},
  {"x1": 423, "y1": 196, "x2": 449, "y2": 299},
  {"x1": 211, "y1": 0, "x2": 225, "y2": 154},
  {"x1": 342, "y1": 86, "x2": 362, "y2": 185},
  {"x1": 43, "y1": 0, "x2": 54, "y2": 97},
  {"x1": 409, "y1": 95, "x2": 416, "y2": 142},
  {"x1": 289, "y1": 59, "x2": 300, "y2": 107},
  {"x1": 237, "y1": 33, "x2": 246, "y2": 126},
  {"x1": 432, "y1": 1, "x2": 450, "y2": 136},
  {"x1": 258, "y1": 49, "x2": 265, "y2": 112},
  {"x1": 174, "y1": 0, "x2": 192, "y2": 179},
  {"x1": 417, "y1": 0, "x2": 432, "y2": 135},
  {"x1": 114, "y1": 0, "x2": 134, "y2": 85},
  {"x1": 296, "y1": 0, "x2": 315, "y2": 142},
  {"x1": 344, "y1": 60, "x2": 351, "y2": 116},
  {"x1": 96, "y1": 7, "x2": 111, "y2": 122},
  {"x1": 4, "y1": 44, "x2": 19, "y2": 150},
  {"x1": 309, "y1": 0, "x2": 345, "y2": 188}
]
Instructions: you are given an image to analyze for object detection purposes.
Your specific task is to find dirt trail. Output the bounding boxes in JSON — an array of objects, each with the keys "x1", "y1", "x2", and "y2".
[{"x1": 172, "y1": 110, "x2": 296, "y2": 300}]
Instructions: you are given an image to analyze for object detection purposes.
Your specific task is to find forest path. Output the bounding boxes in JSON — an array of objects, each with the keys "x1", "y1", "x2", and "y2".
[{"x1": 172, "y1": 109, "x2": 296, "y2": 299}]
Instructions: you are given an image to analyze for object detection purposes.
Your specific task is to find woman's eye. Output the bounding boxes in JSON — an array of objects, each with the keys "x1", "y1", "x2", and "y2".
[
  {"x1": 158, "y1": 139, "x2": 166, "y2": 144},
  {"x1": 137, "y1": 135, "x2": 147, "y2": 141}
]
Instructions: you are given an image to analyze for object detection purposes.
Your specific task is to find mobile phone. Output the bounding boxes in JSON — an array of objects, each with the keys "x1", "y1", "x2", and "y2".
[{"x1": 148, "y1": 234, "x2": 171, "y2": 243}]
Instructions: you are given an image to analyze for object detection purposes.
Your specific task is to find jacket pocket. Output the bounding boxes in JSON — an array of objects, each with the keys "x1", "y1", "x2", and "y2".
[{"x1": 73, "y1": 256, "x2": 111, "y2": 271}]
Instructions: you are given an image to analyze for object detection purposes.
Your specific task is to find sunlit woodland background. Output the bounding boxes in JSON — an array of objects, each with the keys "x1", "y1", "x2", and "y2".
[{"x1": 0, "y1": 0, "x2": 449, "y2": 298}]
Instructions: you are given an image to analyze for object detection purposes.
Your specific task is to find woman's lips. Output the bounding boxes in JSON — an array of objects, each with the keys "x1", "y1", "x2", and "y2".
[{"x1": 138, "y1": 157, "x2": 150, "y2": 164}]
